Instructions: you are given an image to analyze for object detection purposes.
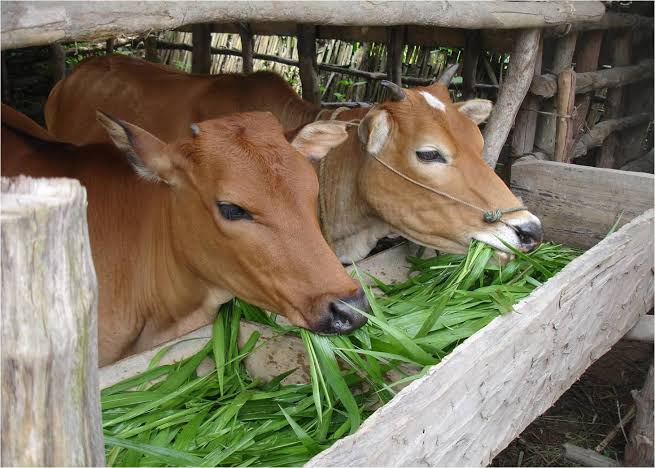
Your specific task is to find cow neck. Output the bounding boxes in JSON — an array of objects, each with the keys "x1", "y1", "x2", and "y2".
[
  {"x1": 145, "y1": 189, "x2": 226, "y2": 326},
  {"x1": 316, "y1": 107, "x2": 394, "y2": 264}
]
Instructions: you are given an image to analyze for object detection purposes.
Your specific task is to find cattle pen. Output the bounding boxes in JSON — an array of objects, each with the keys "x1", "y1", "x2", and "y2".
[{"x1": 1, "y1": 1, "x2": 653, "y2": 467}]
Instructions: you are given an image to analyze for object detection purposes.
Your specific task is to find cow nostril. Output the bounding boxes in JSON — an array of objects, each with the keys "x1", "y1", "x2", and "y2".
[
  {"x1": 514, "y1": 221, "x2": 543, "y2": 251},
  {"x1": 325, "y1": 290, "x2": 369, "y2": 334}
]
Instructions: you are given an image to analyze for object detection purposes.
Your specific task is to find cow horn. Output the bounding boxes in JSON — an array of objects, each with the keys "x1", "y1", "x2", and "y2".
[
  {"x1": 380, "y1": 80, "x2": 406, "y2": 101},
  {"x1": 434, "y1": 63, "x2": 460, "y2": 86}
]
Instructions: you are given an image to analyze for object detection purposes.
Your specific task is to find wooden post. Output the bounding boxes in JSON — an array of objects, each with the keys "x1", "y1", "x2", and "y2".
[
  {"x1": 598, "y1": 31, "x2": 632, "y2": 169},
  {"x1": 49, "y1": 42, "x2": 65, "y2": 84},
  {"x1": 624, "y1": 363, "x2": 654, "y2": 466},
  {"x1": 145, "y1": 34, "x2": 159, "y2": 63},
  {"x1": 1, "y1": 177, "x2": 102, "y2": 466},
  {"x1": 534, "y1": 32, "x2": 578, "y2": 157},
  {"x1": 1, "y1": 52, "x2": 11, "y2": 104},
  {"x1": 483, "y1": 28, "x2": 541, "y2": 168},
  {"x1": 511, "y1": 36, "x2": 543, "y2": 159},
  {"x1": 192, "y1": 24, "x2": 211, "y2": 73},
  {"x1": 571, "y1": 31, "x2": 603, "y2": 145},
  {"x1": 553, "y1": 69, "x2": 577, "y2": 162},
  {"x1": 106, "y1": 38, "x2": 115, "y2": 54},
  {"x1": 297, "y1": 24, "x2": 320, "y2": 105},
  {"x1": 238, "y1": 23, "x2": 254, "y2": 74},
  {"x1": 463, "y1": 30, "x2": 482, "y2": 99},
  {"x1": 387, "y1": 26, "x2": 404, "y2": 86}
]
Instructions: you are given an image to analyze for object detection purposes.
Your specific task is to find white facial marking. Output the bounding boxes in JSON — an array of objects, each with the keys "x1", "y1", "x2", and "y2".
[
  {"x1": 419, "y1": 91, "x2": 446, "y2": 112},
  {"x1": 473, "y1": 213, "x2": 542, "y2": 252}
]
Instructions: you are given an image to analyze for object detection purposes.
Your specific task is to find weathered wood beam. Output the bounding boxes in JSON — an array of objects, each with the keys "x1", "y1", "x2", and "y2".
[
  {"x1": 510, "y1": 159, "x2": 654, "y2": 248},
  {"x1": 191, "y1": 24, "x2": 212, "y2": 73},
  {"x1": 483, "y1": 29, "x2": 541, "y2": 167},
  {"x1": 545, "y1": 12, "x2": 654, "y2": 36},
  {"x1": 48, "y1": 42, "x2": 65, "y2": 84},
  {"x1": 573, "y1": 113, "x2": 651, "y2": 160},
  {"x1": 309, "y1": 209, "x2": 654, "y2": 466},
  {"x1": 1, "y1": 176, "x2": 102, "y2": 466},
  {"x1": 598, "y1": 31, "x2": 632, "y2": 169},
  {"x1": 624, "y1": 364, "x2": 654, "y2": 467},
  {"x1": 462, "y1": 30, "x2": 482, "y2": 99},
  {"x1": 386, "y1": 26, "x2": 404, "y2": 85},
  {"x1": 237, "y1": 23, "x2": 254, "y2": 74},
  {"x1": 297, "y1": 25, "x2": 319, "y2": 105},
  {"x1": 530, "y1": 59, "x2": 653, "y2": 98},
  {"x1": 0, "y1": 1, "x2": 605, "y2": 50}
]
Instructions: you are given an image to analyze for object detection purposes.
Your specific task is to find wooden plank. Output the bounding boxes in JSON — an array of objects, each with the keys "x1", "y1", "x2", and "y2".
[
  {"x1": 483, "y1": 29, "x2": 541, "y2": 167},
  {"x1": 1, "y1": 176, "x2": 103, "y2": 466},
  {"x1": 511, "y1": 159, "x2": 654, "y2": 248},
  {"x1": 297, "y1": 24, "x2": 319, "y2": 105},
  {"x1": 191, "y1": 23, "x2": 211, "y2": 73},
  {"x1": 530, "y1": 59, "x2": 653, "y2": 98},
  {"x1": 308, "y1": 209, "x2": 654, "y2": 466},
  {"x1": 0, "y1": 1, "x2": 605, "y2": 50}
]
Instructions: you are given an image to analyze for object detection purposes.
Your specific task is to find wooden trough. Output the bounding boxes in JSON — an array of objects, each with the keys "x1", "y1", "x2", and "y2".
[{"x1": 99, "y1": 160, "x2": 654, "y2": 466}]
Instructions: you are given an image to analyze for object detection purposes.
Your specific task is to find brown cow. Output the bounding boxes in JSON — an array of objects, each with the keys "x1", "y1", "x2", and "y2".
[
  {"x1": 46, "y1": 55, "x2": 542, "y2": 263},
  {"x1": 2, "y1": 104, "x2": 368, "y2": 365}
]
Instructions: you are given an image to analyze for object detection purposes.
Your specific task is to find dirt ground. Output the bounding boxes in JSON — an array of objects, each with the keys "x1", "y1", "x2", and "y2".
[{"x1": 491, "y1": 338, "x2": 652, "y2": 467}]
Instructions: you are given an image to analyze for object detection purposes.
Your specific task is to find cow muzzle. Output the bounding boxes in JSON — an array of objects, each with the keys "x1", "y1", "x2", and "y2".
[{"x1": 312, "y1": 288, "x2": 369, "y2": 334}]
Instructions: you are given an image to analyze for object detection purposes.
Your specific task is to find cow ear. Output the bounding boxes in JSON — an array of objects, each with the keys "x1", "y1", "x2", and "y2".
[
  {"x1": 358, "y1": 109, "x2": 391, "y2": 155},
  {"x1": 289, "y1": 121, "x2": 349, "y2": 161},
  {"x1": 454, "y1": 99, "x2": 493, "y2": 125},
  {"x1": 97, "y1": 110, "x2": 185, "y2": 184}
]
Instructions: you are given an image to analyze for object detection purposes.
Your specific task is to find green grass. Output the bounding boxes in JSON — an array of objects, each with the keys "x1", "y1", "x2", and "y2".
[{"x1": 102, "y1": 241, "x2": 580, "y2": 466}]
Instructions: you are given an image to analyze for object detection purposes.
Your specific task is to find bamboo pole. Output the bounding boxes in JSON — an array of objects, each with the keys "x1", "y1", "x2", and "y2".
[
  {"x1": 571, "y1": 30, "x2": 604, "y2": 145},
  {"x1": 483, "y1": 29, "x2": 542, "y2": 168},
  {"x1": 553, "y1": 69, "x2": 577, "y2": 162}
]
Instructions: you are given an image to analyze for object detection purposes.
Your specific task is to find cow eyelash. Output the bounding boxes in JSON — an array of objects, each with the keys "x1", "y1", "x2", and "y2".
[
  {"x1": 416, "y1": 150, "x2": 448, "y2": 164},
  {"x1": 217, "y1": 202, "x2": 253, "y2": 221}
]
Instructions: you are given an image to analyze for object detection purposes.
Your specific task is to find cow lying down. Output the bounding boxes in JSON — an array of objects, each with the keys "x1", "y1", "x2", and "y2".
[{"x1": 2, "y1": 104, "x2": 369, "y2": 365}]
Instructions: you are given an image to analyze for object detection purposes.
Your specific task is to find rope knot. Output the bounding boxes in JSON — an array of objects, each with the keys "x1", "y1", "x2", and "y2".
[{"x1": 483, "y1": 209, "x2": 503, "y2": 223}]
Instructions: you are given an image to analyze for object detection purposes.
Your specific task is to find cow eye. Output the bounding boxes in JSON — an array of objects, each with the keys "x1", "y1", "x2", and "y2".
[
  {"x1": 217, "y1": 203, "x2": 252, "y2": 221},
  {"x1": 416, "y1": 150, "x2": 447, "y2": 163}
]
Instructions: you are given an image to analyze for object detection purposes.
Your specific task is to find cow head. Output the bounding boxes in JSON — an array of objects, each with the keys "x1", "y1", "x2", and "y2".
[
  {"x1": 97, "y1": 111, "x2": 368, "y2": 334},
  {"x1": 356, "y1": 66, "x2": 542, "y2": 255}
]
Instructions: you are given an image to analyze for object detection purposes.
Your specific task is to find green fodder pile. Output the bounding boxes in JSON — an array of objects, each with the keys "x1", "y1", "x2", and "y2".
[{"x1": 102, "y1": 241, "x2": 580, "y2": 466}]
